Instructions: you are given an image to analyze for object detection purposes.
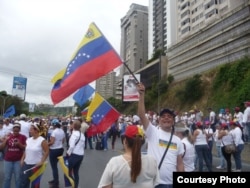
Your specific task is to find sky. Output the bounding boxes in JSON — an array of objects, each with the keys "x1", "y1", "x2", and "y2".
[{"x1": 0, "y1": 0, "x2": 148, "y2": 107}]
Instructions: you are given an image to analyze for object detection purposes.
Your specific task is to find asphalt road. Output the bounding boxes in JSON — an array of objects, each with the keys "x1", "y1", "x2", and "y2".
[{"x1": 0, "y1": 139, "x2": 250, "y2": 188}]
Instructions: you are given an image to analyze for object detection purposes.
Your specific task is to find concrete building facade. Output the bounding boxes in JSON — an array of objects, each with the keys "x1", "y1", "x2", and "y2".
[
  {"x1": 120, "y1": 3, "x2": 148, "y2": 76},
  {"x1": 168, "y1": 0, "x2": 250, "y2": 81},
  {"x1": 96, "y1": 72, "x2": 116, "y2": 100}
]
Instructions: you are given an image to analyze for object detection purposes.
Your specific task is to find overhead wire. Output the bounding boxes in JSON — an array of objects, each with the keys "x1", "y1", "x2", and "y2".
[{"x1": 0, "y1": 66, "x2": 52, "y2": 83}]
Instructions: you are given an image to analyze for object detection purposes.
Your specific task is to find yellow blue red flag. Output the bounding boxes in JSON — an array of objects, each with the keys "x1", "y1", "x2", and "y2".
[
  {"x1": 51, "y1": 68, "x2": 66, "y2": 84},
  {"x1": 58, "y1": 156, "x2": 75, "y2": 187},
  {"x1": 29, "y1": 162, "x2": 47, "y2": 188},
  {"x1": 87, "y1": 93, "x2": 120, "y2": 133},
  {"x1": 51, "y1": 22, "x2": 123, "y2": 105}
]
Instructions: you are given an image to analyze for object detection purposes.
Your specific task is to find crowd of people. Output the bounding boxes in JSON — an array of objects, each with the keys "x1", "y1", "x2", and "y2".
[
  {"x1": 0, "y1": 115, "x2": 85, "y2": 188},
  {"x1": 0, "y1": 84, "x2": 249, "y2": 187}
]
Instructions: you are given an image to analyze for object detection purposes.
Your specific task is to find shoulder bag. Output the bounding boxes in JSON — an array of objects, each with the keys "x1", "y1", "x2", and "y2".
[{"x1": 222, "y1": 133, "x2": 236, "y2": 154}]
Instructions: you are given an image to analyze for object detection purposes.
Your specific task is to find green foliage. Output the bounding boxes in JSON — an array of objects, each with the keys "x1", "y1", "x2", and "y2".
[
  {"x1": 107, "y1": 97, "x2": 133, "y2": 113},
  {"x1": 146, "y1": 49, "x2": 166, "y2": 64},
  {"x1": 176, "y1": 74, "x2": 204, "y2": 104},
  {"x1": 167, "y1": 74, "x2": 174, "y2": 84},
  {"x1": 211, "y1": 56, "x2": 250, "y2": 110}
]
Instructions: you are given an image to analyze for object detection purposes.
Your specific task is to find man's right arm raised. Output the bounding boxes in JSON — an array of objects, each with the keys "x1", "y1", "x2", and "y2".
[{"x1": 137, "y1": 83, "x2": 150, "y2": 131}]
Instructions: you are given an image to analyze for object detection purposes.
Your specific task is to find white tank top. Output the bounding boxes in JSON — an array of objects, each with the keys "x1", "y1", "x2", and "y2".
[
  {"x1": 24, "y1": 136, "x2": 45, "y2": 165},
  {"x1": 194, "y1": 129, "x2": 208, "y2": 145}
]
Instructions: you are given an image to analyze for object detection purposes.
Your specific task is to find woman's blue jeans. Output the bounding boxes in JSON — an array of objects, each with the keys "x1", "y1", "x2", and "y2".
[{"x1": 3, "y1": 160, "x2": 21, "y2": 188}]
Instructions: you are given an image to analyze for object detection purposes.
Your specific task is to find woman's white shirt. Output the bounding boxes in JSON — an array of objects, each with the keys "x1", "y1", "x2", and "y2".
[
  {"x1": 98, "y1": 155, "x2": 160, "y2": 188},
  {"x1": 67, "y1": 130, "x2": 85, "y2": 156},
  {"x1": 24, "y1": 136, "x2": 45, "y2": 165},
  {"x1": 50, "y1": 128, "x2": 65, "y2": 149}
]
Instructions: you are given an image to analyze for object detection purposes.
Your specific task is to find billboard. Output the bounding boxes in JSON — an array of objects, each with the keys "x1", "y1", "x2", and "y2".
[
  {"x1": 123, "y1": 74, "x2": 140, "y2": 102},
  {"x1": 29, "y1": 103, "x2": 35, "y2": 112},
  {"x1": 12, "y1": 76, "x2": 27, "y2": 100}
]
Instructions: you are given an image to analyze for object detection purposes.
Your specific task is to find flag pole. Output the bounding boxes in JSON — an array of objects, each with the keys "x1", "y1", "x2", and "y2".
[
  {"x1": 23, "y1": 166, "x2": 37, "y2": 174},
  {"x1": 23, "y1": 161, "x2": 48, "y2": 174},
  {"x1": 123, "y1": 62, "x2": 139, "y2": 84}
]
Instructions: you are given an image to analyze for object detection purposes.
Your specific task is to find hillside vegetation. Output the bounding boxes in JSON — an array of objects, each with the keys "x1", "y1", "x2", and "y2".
[{"x1": 123, "y1": 56, "x2": 250, "y2": 117}]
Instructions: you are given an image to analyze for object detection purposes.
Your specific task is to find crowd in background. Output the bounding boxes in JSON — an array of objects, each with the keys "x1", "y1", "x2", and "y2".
[{"x1": 0, "y1": 100, "x2": 249, "y2": 187}]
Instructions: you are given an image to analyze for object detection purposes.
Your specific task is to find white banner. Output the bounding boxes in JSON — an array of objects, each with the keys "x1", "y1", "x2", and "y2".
[{"x1": 123, "y1": 74, "x2": 140, "y2": 102}]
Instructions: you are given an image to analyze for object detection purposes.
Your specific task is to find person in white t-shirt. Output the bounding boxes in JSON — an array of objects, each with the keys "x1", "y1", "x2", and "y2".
[
  {"x1": 3, "y1": 118, "x2": 13, "y2": 136},
  {"x1": 137, "y1": 83, "x2": 184, "y2": 188},
  {"x1": 48, "y1": 119, "x2": 65, "y2": 188},
  {"x1": 20, "y1": 122, "x2": 49, "y2": 188},
  {"x1": 208, "y1": 108, "x2": 216, "y2": 132},
  {"x1": 98, "y1": 125, "x2": 160, "y2": 188},
  {"x1": 66, "y1": 120, "x2": 85, "y2": 188},
  {"x1": 174, "y1": 121, "x2": 195, "y2": 172},
  {"x1": 19, "y1": 114, "x2": 31, "y2": 138}
]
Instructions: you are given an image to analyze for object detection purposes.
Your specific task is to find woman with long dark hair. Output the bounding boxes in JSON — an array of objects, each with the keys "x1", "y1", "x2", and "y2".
[{"x1": 98, "y1": 125, "x2": 159, "y2": 188}]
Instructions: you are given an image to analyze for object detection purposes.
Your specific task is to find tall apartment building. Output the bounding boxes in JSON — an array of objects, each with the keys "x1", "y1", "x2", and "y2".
[
  {"x1": 177, "y1": 0, "x2": 246, "y2": 42},
  {"x1": 148, "y1": 0, "x2": 177, "y2": 57},
  {"x1": 168, "y1": 0, "x2": 250, "y2": 81},
  {"x1": 120, "y1": 3, "x2": 148, "y2": 77},
  {"x1": 96, "y1": 72, "x2": 116, "y2": 100}
]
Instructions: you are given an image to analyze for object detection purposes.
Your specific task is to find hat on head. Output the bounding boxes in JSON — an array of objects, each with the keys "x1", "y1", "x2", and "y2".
[
  {"x1": 189, "y1": 109, "x2": 195, "y2": 113},
  {"x1": 34, "y1": 117, "x2": 40, "y2": 122},
  {"x1": 229, "y1": 121, "x2": 239, "y2": 126},
  {"x1": 220, "y1": 123, "x2": 228, "y2": 128},
  {"x1": 51, "y1": 119, "x2": 61, "y2": 127},
  {"x1": 234, "y1": 107, "x2": 240, "y2": 111},
  {"x1": 125, "y1": 125, "x2": 144, "y2": 138},
  {"x1": 51, "y1": 118, "x2": 59, "y2": 124},
  {"x1": 244, "y1": 101, "x2": 250, "y2": 106},
  {"x1": 13, "y1": 122, "x2": 21, "y2": 128},
  {"x1": 196, "y1": 121, "x2": 203, "y2": 127},
  {"x1": 219, "y1": 108, "x2": 225, "y2": 114},
  {"x1": 160, "y1": 108, "x2": 176, "y2": 118},
  {"x1": 175, "y1": 122, "x2": 189, "y2": 132},
  {"x1": 20, "y1": 114, "x2": 26, "y2": 119},
  {"x1": 205, "y1": 120, "x2": 210, "y2": 125}
]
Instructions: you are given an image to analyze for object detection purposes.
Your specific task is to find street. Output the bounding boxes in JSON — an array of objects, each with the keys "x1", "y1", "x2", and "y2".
[{"x1": 0, "y1": 138, "x2": 250, "y2": 188}]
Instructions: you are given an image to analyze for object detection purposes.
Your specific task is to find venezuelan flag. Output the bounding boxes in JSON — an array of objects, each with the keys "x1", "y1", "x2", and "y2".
[
  {"x1": 51, "y1": 22, "x2": 123, "y2": 105},
  {"x1": 29, "y1": 162, "x2": 47, "y2": 188},
  {"x1": 87, "y1": 92, "x2": 120, "y2": 133},
  {"x1": 58, "y1": 156, "x2": 75, "y2": 188}
]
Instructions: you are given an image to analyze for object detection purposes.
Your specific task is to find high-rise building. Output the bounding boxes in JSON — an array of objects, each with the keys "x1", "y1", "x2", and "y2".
[
  {"x1": 120, "y1": 3, "x2": 148, "y2": 77},
  {"x1": 96, "y1": 72, "x2": 116, "y2": 100},
  {"x1": 148, "y1": 0, "x2": 177, "y2": 57},
  {"x1": 168, "y1": 0, "x2": 250, "y2": 81},
  {"x1": 176, "y1": 0, "x2": 246, "y2": 42}
]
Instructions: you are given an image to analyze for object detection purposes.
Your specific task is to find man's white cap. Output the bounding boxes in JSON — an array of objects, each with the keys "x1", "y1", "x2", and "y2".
[{"x1": 20, "y1": 114, "x2": 26, "y2": 118}]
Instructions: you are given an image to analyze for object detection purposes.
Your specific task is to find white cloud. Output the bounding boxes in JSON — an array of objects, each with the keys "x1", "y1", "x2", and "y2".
[{"x1": 0, "y1": 0, "x2": 148, "y2": 107}]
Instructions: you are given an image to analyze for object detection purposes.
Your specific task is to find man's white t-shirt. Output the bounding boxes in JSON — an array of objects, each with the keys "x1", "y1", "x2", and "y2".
[
  {"x1": 19, "y1": 120, "x2": 31, "y2": 138},
  {"x1": 145, "y1": 123, "x2": 184, "y2": 184}
]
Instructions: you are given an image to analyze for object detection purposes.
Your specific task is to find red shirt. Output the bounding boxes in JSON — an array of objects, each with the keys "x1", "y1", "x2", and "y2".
[{"x1": 4, "y1": 133, "x2": 26, "y2": 161}]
